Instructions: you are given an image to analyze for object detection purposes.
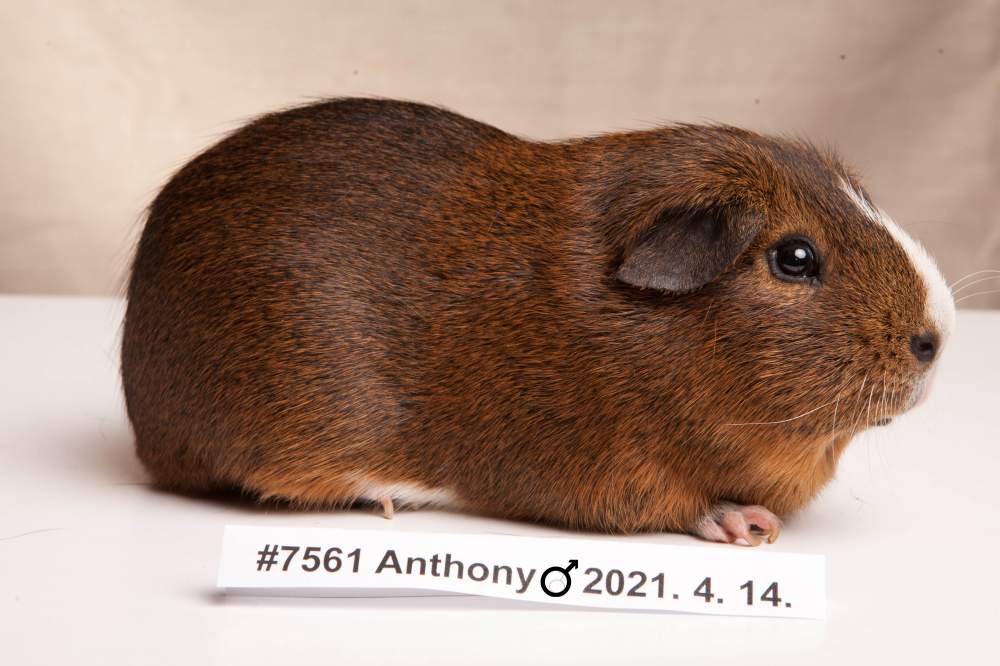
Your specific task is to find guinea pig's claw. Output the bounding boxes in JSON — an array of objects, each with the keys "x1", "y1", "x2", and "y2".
[
  {"x1": 696, "y1": 503, "x2": 781, "y2": 546},
  {"x1": 380, "y1": 496, "x2": 395, "y2": 519}
]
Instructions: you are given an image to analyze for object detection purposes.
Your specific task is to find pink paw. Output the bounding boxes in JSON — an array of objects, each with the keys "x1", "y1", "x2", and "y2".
[{"x1": 695, "y1": 503, "x2": 782, "y2": 546}]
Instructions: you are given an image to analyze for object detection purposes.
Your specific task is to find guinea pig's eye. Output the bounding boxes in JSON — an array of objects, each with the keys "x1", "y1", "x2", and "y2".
[{"x1": 767, "y1": 237, "x2": 820, "y2": 283}]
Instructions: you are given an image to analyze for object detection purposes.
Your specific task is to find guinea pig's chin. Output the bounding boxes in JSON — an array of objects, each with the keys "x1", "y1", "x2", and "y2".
[
  {"x1": 908, "y1": 370, "x2": 937, "y2": 410},
  {"x1": 887, "y1": 374, "x2": 934, "y2": 421},
  {"x1": 867, "y1": 379, "x2": 926, "y2": 426}
]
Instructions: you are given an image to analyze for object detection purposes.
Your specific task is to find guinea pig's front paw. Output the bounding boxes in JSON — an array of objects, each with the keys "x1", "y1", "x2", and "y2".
[{"x1": 694, "y1": 503, "x2": 782, "y2": 546}]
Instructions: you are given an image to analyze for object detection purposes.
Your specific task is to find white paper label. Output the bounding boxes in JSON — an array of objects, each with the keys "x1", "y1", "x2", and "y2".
[{"x1": 217, "y1": 525, "x2": 825, "y2": 618}]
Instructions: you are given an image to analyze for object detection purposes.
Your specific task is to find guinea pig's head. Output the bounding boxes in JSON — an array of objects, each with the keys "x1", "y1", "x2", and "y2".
[{"x1": 600, "y1": 125, "x2": 955, "y2": 442}]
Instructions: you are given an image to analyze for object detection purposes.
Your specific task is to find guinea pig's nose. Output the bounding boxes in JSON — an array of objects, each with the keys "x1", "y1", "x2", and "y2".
[{"x1": 909, "y1": 332, "x2": 939, "y2": 363}]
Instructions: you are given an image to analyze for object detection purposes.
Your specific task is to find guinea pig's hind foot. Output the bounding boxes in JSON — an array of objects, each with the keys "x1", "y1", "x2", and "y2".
[
  {"x1": 380, "y1": 496, "x2": 395, "y2": 519},
  {"x1": 694, "y1": 503, "x2": 781, "y2": 546}
]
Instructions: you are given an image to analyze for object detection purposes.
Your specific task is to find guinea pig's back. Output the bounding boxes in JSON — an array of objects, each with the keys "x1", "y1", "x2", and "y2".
[{"x1": 121, "y1": 99, "x2": 520, "y2": 494}]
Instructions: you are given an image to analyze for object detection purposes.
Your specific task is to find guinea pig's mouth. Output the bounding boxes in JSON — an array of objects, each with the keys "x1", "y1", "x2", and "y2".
[
  {"x1": 867, "y1": 374, "x2": 932, "y2": 426},
  {"x1": 856, "y1": 379, "x2": 923, "y2": 429}
]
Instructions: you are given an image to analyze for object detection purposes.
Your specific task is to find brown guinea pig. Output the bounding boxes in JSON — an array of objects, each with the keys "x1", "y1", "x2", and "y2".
[{"x1": 121, "y1": 98, "x2": 954, "y2": 545}]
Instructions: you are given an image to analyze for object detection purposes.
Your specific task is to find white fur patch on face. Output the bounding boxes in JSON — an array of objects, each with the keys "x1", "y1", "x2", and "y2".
[
  {"x1": 346, "y1": 472, "x2": 458, "y2": 509},
  {"x1": 840, "y1": 178, "x2": 955, "y2": 343}
]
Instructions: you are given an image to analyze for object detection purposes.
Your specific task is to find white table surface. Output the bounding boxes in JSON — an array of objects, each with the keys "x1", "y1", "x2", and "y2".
[{"x1": 1, "y1": 295, "x2": 998, "y2": 665}]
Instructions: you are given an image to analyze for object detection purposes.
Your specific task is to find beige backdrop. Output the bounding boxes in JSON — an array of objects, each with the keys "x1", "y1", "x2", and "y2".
[{"x1": 2, "y1": 0, "x2": 998, "y2": 306}]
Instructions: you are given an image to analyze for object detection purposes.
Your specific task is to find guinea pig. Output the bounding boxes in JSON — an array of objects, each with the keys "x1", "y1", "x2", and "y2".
[{"x1": 121, "y1": 98, "x2": 955, "y2": 545}]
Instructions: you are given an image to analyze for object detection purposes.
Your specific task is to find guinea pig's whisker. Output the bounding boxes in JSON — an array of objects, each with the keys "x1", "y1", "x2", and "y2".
[
  {"x1": 698, "y1": 298, "x2": 716, "y2": 334},
  {"x1": 950, "y1": 275, "x2": 1000, "y2": 295},
  {"x1": 955, "y1": 288, "x2": 1000, "y2": 304},
  {"x1": 885, "y1": 375, "x2": 901, "y2": 417},
  {"x1": 849, "y1": 374, "x2": 868, "y2": 439},
  {"x1": 842, "y1": 374, "x2": 870, "y2": 443},
  {"x1": 949, "y1": 268, "x2": 1000, "y2": 290},
  {"x1": 828, "y1": 393, "x2": 840, "y2": 450},
  {"x1": 721, "y1": 373, "x2": 869, "y2": 428},
  {"x1": 864, "y1": 382, "x2": 876, "y2": 428},
  {"x1": 720, "y1": 397, "x2": 839, "y2": 427},
  {"x1": 877, "y1": 372, "x2": 888, "y2": 418}
]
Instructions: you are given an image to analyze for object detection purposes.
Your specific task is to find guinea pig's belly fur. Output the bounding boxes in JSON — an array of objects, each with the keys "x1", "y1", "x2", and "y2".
[{"x1": 122, "y1": 100, "x2": 861, "y2": 534}]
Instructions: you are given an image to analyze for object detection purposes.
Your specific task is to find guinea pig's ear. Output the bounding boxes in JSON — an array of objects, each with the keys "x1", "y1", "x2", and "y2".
[{"x1": 615, "y1": 207, "x2": 759, "y2": 293}]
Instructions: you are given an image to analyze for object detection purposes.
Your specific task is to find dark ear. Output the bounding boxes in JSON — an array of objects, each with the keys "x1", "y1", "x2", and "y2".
[{"x1": 616, "y1": 207, "x2": 759, "y2": 293}]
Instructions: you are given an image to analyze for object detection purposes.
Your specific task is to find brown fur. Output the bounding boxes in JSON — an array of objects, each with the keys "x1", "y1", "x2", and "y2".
[{"x1": 121, "y1": 98, "x2": 937, "y2": 535}]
